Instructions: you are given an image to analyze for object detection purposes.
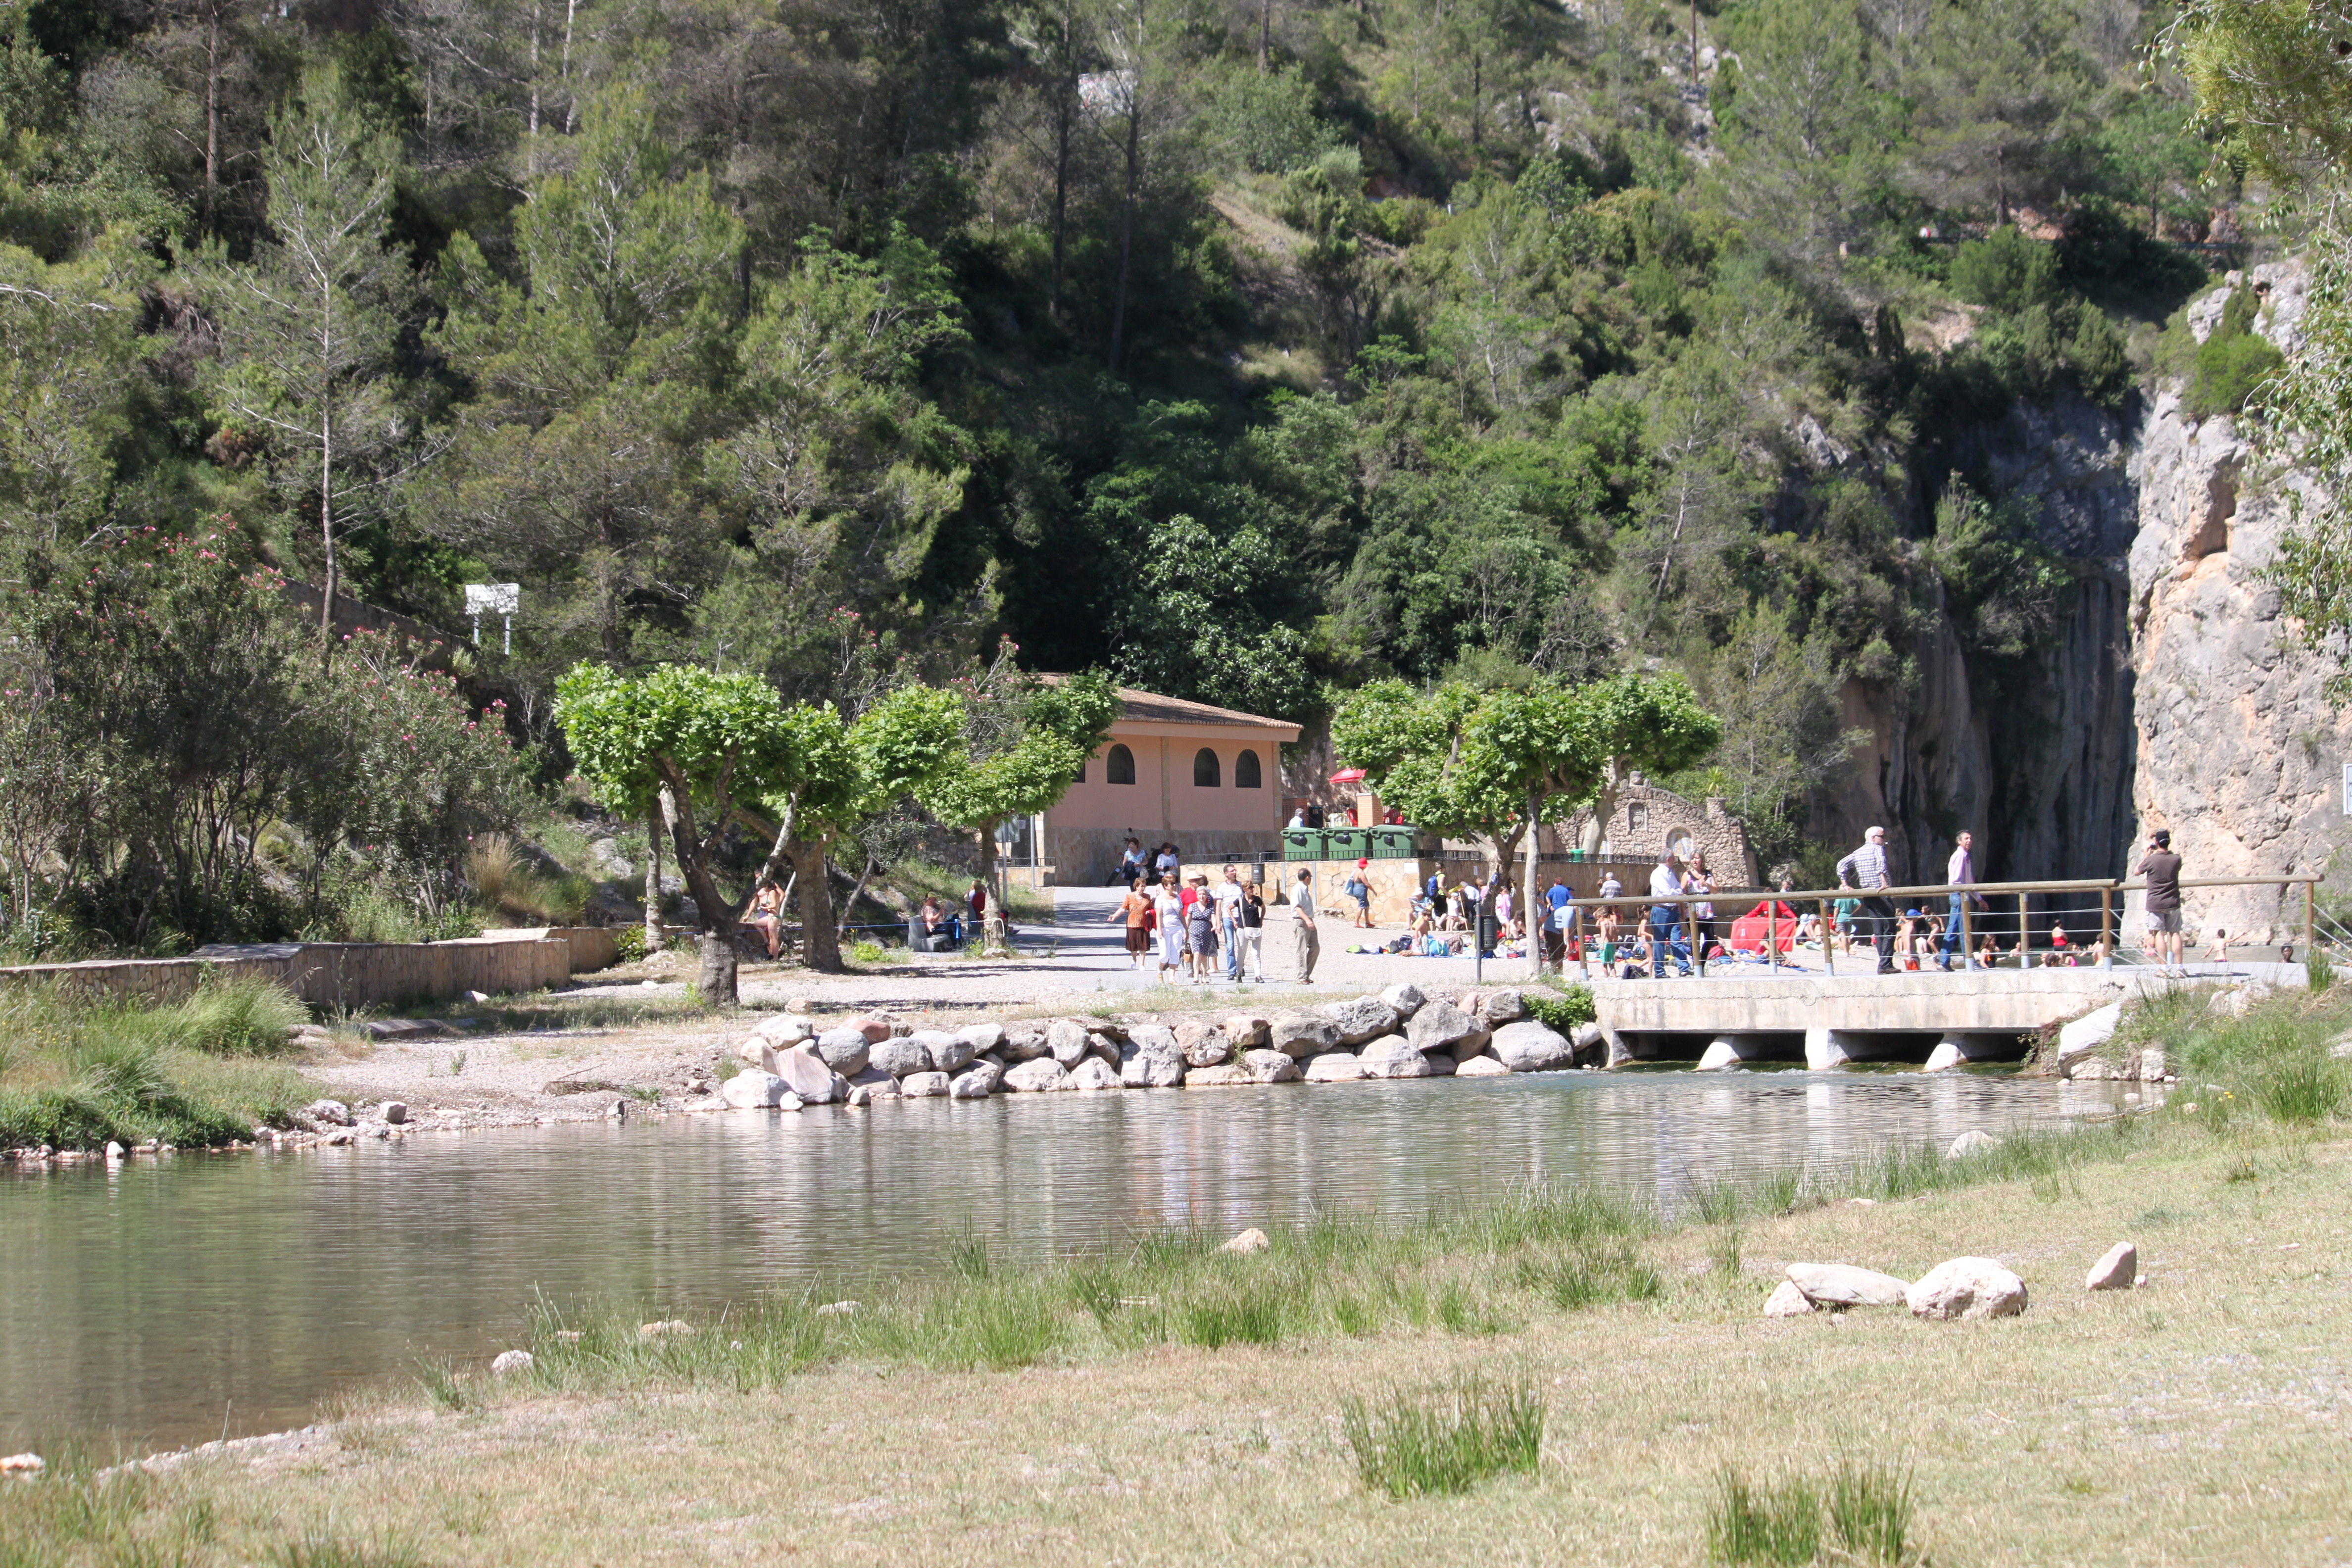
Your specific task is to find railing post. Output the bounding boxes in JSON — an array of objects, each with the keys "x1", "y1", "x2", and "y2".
[
  {"x1": 1768, "y1": 899, "x2": 1778, "y2": 973},
  {"x1": 1821, "y1": 899, "x2": 1835, "y2": 977},
  {"x1": 1575, "y1": 903, "x2": 1589, "y2": 981},
  {"x1": 2018, "y1": 892, "x2": 2031, "y2": 967},
  {"x1": 1693, "y1": 896, "x2": 1704, "y2": 978},
  {"x1": 2099, "y1": 882, "x2": 2114, "y2": 971},
  {"x1": 1960, "y1": 887, "x2": 1972, "y2": 971}
]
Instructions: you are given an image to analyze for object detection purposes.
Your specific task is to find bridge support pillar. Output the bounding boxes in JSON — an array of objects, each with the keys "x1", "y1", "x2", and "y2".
[
  {"x1": 1603, "y1": 1025, "x2": 1634, "y2": 1068},
  {"x1": 1698, "y1": 1035, "x2": 1767, "y2": 1070},
  {"x1": 1805, "y1": 1027, "x2": 1861, "y2": 1071},
  {"x1": 1923, "y1": 1033, "x2": 2013, "y2": 1072}
]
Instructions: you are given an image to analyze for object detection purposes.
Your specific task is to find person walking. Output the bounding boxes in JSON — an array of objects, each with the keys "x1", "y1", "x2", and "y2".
[
  {"x1": 1938, "y1": 831, "x2": 1987, "y2": 971},
  {"x1": 1647, "y1": 852, "x2": 1692, "y2": 977},
  {"x1": 1543, "y1": 875, "x2": 1571, "y2": 967},
  {"x1": 1151, "y1": 876, "x2": 1185, "y2": 983},
  {"x1": 1291, "y1": 868, "x2": 1321, "y2": 981},
  {"x1": 1232, "y1": 880, "x2": 1267, "y2": 980},
  {"x1": 1214, "y1": 864, "x2": 1245, "y2": 980},
  {"x1": 1184, "y1": 880, "x2": 1219, "y2": 981},
  {"x1": 1106, "y1": 876, "x2": 1153, "y2": 969},
  {"x1": 2135, "y1": 828, "x2": 2185, "y2": 971},
  {"x1": 1345, "y1": 859, "x2": 1374, "y2": 927},
  {"x1": 1836, "y1": 826, "x2": 1899, "y2": 974}
]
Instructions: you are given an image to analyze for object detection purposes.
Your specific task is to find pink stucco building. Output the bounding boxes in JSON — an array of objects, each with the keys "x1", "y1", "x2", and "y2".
[{"x1": 1032, "y1": 687, "x2": 1301, "y2": 886}]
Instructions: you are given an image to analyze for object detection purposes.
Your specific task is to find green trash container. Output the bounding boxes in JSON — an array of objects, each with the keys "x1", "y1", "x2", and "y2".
[
  {"x1": 1369, "y1": 826, "x2": 1416, "y2": 859},
  {"x1": 1282, "y1": 830, "x2": 1323, "y2": 862},
  {"x1": 1325, "y1": 829, "x2": 1368, "y2": 860}
]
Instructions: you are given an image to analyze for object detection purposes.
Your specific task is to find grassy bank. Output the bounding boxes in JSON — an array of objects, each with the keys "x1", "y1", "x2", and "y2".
[
  {"x1": 0, "y1": 977, "x2": 313, "y2": 1151},
  {"x1": 6, "y1": 985, "x2": 2350, "y2": 1565}
]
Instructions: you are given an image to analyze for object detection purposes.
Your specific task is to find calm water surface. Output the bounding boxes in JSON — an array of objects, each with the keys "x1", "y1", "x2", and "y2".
[{"x1": 0, "y1": 1069, "x2": 2141, "y2": 1452}]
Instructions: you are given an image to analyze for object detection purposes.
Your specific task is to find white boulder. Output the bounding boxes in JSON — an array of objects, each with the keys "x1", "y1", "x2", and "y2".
[
  {"x1": 958, "y1": 1022, "x2": 1006, "y2": 1053},
  {"x1": 1048, "y1": 1020, "x2": 1091, "y2": 1067},
  {"x1": 1240, "y1": 1048, "x2": 1303, "y2": 1083},
  {"x1": 1358, "y1": 1035, "x2": 1433, "y2": 1078},
  {"x1": 1907, "y1": 1257, "x2": 2029, "y2": 1321},
  {"x1": 867, "y1": 1035, "x2": 930, "y2": 1078},
  {"x1": 1323, "y1": 996, "x2": 1400, "y2": 1047},
  {"x1": 1003, "y1": 1058, "x2": 1068, "y2": 1093},
  {"x1": 2054, "y1": 1003, "x2": 2121, "y2": 1064},
  {"x1": 1063, "y1": 1056, "x2": 1122, "y2": 1091},
  {"x1": 1786, "y1": 1263, "x2": 1911, "y2": 1308},
  {"x1": 1489, "y1": 1020, "x2": 1572, "y2": 1073},
  {"x1": 1268, "y1": 1013, "x2": 1341, "y2": 1059},
  {"x1": 812, "y1": 1028, "x2": 872, "y2": 1076},
  {"x1": 917, "y1": 1030, "x2": 976, "y2": 1074},
  {"x1": 773, "y1": 1044, "x2": 838, "y2": 1103},
  {"x1": 1222, "y1": 1227, "x2": 1270, "y2": 1255},
  {"x1": 2086, "y1": 1241, "x2": 2137, "y2": 1292},
  {"x1": 1380, "y1": 981, "x2": 1427, "y2": 1020},
  {"x1": 1947, "y1": 1129, "x2": 1998, "y2": 1159},
  {"x1": 490, "y1": 1349, "x2": 534, "y2": 1375},
  {"x1": 1119, "y1": 1029, "x2": 1186, "y2": 1087},
  {"x1": 899, "y1": 1071, "x2": 951, "y2": 1097},
  {"x1": 752, "y1": 1013, "x2": 813, "y2": 1046},
  {"x1": 1763, "y1": 1281, "x2": 1814, "y2": 1319},
  {"x1": 1303, "y1": 1051, "x2": 1366, "y2": 1082},
  {"x1": 1454, "y1": 1054, "x2": 1510, "y2": 1078},
  {"x1": 1405, "y1": 1001, "x2": 1487, "y2": 1055},
  {"x1": 1175, "y1": 1021, "x2": 1231, "y2": 1067},
  {"x1": 721, "y1": 1071, "x2": 792, "y2": 1109}
]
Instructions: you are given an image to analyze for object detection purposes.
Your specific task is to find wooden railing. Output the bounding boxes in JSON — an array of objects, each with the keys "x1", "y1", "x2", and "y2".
[{"x1": 1545, "y1": 876, "x2": 2332, "y2": 980}]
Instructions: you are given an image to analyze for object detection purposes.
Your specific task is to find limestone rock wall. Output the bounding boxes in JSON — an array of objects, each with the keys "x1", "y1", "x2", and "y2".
[
  {"x1": 2125, "y1": 266, "x2": 2351, "y2": 942},
  {"x1": 1813, "y1": 261, "x2": 2346, "y2": 940}
]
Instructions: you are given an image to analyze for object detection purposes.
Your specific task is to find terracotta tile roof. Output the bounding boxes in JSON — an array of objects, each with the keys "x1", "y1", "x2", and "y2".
[{"x1": 1036, "y1": 674, "x2": 1299, "y2": 732}]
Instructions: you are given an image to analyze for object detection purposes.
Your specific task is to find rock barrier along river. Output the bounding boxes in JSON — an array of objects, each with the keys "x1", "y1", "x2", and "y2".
[{"x1": 732, "y1": 982, "x2": 1642, "y2": 1111}]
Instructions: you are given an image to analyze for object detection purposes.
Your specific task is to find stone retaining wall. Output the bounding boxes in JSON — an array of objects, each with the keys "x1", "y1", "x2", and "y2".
[{"x1": 0, "y1": 931, "x2": 608, "y2": 1009}]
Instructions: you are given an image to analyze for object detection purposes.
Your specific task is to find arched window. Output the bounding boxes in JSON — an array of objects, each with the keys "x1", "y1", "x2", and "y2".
[
  {"x1": 1073, "y1": 758, "x2": 1086, "y2": 784},
  {"x1": 1234, "y1": 748, "x2": 1262, "y2": 788},
  {"x1": 1193, "y1": 747, "x2": 1221, "y2": 787},
  {"x1": 1106, "y1": 743, "x2": 1135, "y2": 785}
]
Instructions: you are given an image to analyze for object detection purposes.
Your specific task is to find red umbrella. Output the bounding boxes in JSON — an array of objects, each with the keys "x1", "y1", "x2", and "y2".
[{"x1": 1329, "y1": 768, "x2": 1366, "y2": 784}]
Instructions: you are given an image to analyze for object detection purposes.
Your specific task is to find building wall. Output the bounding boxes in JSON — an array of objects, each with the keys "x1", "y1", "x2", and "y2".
[
  {"x1": 1561, "y1": 784, "x2": 1759, "y2": 886},
  {"x1": 1046, "y1": 724, "x2": 1289, "y2": 883}
]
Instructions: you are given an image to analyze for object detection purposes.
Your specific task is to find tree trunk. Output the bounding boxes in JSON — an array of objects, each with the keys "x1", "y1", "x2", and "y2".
[
  {"x1": 642, "y1": 801, "x2": 665, "y2": 953},
  {"x1": 789, "y1": 838, "x2": 842, "y2": 972},
  {"x1": 1108, "y1": 64, "x2": 1142, "y2": 374},
  {"x1": 1580, "y1": 761, "x2": 1622, "y2": 857},
  {"x1": 836, "y1": 851, "x2": 876, "y2": 944},
  {"x1": 1258, "y1": 0, "x2": 1270, "y2": 70},
  {"x1": 318, "y1": 380, "x2": 335, "y2": 643},
  {"x1": 1522, "y1": 790, "x2": 1542, "y2": 972},
  {"x1": 696, "y1": 931, "x2": 737, "y2": 1008}
]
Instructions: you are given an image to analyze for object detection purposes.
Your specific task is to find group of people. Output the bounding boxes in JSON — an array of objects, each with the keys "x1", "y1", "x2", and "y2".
[
  {"x1": 1111, "y1": 863, "x2": 1269, "y2": 983},
  {"x1": 1109, "y1": 838, "x2": 1185, "y2": 888}
]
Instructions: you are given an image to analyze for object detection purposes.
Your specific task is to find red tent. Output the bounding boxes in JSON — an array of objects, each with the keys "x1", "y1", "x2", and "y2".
[{"x1": 1729, "y1": 900, "x2": 1802, "y2": 953}]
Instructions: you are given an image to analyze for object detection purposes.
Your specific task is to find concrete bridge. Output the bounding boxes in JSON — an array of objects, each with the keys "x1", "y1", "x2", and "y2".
[{"x1": 1587, "y1": 967, "x2": 2290, "y2": 1071}]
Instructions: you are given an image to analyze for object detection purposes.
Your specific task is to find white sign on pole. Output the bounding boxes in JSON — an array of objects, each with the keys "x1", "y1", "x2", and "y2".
[{"x1": 463, "y1": 583, "x2": 521, "y2": 654}]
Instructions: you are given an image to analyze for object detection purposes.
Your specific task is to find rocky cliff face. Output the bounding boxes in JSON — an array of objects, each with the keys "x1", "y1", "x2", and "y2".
[
  {"x1": 2125, "y1": 261, "x2": 2350, "y2": 942},
  {"x1": 1816, "y1": 262, "x2": 2348, "y2": 941}
]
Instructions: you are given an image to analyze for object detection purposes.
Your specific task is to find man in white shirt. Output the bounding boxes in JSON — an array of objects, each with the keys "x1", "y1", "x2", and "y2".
[
  {"x1": 1938, "y1": 831, "x2": 1984, "y2": 972},
  {"x1": 1647, "y1": 853, "x2": 1692, "y2": 977},
  {"x1": 1291, "y1": 869, "x2": 1320, "y2": 981},
  {"x1": 1214, "y1": 864, "x2": 1246, "y2": 980},
  {"x1": 1835, "y1": 826, "x2": 1898, "y2": 974}
]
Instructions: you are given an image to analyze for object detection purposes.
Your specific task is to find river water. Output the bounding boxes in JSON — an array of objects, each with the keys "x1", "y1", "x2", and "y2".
[{"x1": 0, "y1": 1068, "x2": 2141, "y2": 1453}]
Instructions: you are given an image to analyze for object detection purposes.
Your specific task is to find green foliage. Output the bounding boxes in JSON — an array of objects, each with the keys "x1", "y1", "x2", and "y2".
[
  {"x1": 608, "y1": 925, "x2": 648, "y2": 964},
  {"x1": 1339, "y1": 1372, "x2": 1546, "y2": 1499},
  {"x1": 1931, "y1": 481, "x2": 2070, "y2": 662},
  {"x1": 1201, "y1": 63, "x2": 1337, "y2": 175},
  {"x1": 1707, "y1": 1468, "x2": 1823, "y2": 1566},
  {"x1": 1953, "y1": 227, "x2": 2058, "y2": 313},
  {"x1": 1522, "y1": 985, "x2": 1595, "y2": 1033},
  {"x1": 1827, "y1": 1459, "x2": 1918, "y2": 1565},
  {"x1": 2185, "y1": 292, "x2": 2286, "y2": 419}
]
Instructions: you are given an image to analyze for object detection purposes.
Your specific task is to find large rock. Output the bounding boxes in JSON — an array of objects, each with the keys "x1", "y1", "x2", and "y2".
[
  {"x1": 1063, "y1": 1056, "x2": 1122, "y2": 1091},
  {"x1": 867, "y1": 1035, "x2": 930, "y2": 1078},
  {"x1": 915, "y1": 1030, "x2": 976, "y2": 1074},
  {"x1": 959, "y1": 1022, "x2": 1006, "y2": 1053},
  {"x1": 491, "y1": 1349, "x2": 535, "y2": 1375},
  {"x1": 774, "y1": 1044, "x2": 839, "y2": 1103},
  {"x1": 1421, "y1": 1050, "x2": 1456, "y2": 1077},
  {"x1": 1085, "y1": 1031, "x2": 1123, "y2": 1068},
  {"x1": 1358, "y1": 1034, "x2": 1433, "y2": 1079},
  {"x1": 1405, "y1": 1001, "x2": 1487, "y2": 1056},
  {"x1": 751, "y1": 1013, "x2": 813, "y2": 1045},
  {"x1": 1175, "y1": 1021, "x2": 1231, "y2": 1067},
  {"x1": 1476, "y1": 988, "x2": 1528, "y2": 1027},
  {"x1": 949, "y1": 1062, "x2": 1002, "y2": 1099},
  {"x1": 848, "y1": 1066, "x2": 901, "y2": 1099},
  {"x1": 1183, "y1": 1063, "x2": 1253, "y2": 1087},
  {"x1": 847, "y1": 1016, "x2": 893, "y2": 1043},
  {"x1": 900, "y1": 1071, "x2": 951, "y2": 1098},
  {"x1": 1455, "y1": 1054, "x2": 1510, "y2": 1078},
  {"x1": 1268, "y1": 1013, "x2": 1341, "y2": 1059},
  {"x1": 301, "y1": 1099, "x2": 352, "y2": 1128},
  {"x1": 1380, "y1": 981, "x2": 1427, "y2": 1020},
  {"x1": 1907, "y1": 1257, "x2": 2029, "y2": 1321},
  {"x1": 1763, "y1": 1281, "x2": 1815, "y2": 1319},
  {"x1": 1119, "y1": 1030, "x2": 1186, "y2": 1087},
  {"x1": 2054, "y1": 1003, "x2": 2121, "y2": 1064},
  {"x1": 1002, "y1": 1029, "x2": 1052, "y2": 1062},
  {"x1": 1323, "y1": 996, "x2": 1400, "y2": 1047},
  {"x1": 2086, "y1": 1241, "x2": 2138, "y2": 1291},
  {"x1": 1786, "y1": 1263, "x2": 1911, "y2": 1308},
  {"x1": 2137, "y1": 1047, "x2": 2170, "y2": 1081},
  {"x1": 721, "y1": 1071, "x2": 794, "y2": 1109},
  {"x1": 1003, "y1": 1058, "x2": 1068, "y2": 1093},
  {"x1": 813, "y1": 1028, "x2": 872, "y2": 1076},
  {"x1": 1241, "y1": 1048, "x2": 1303, "y2": 1083},
  {"x1": 1571, "y1": 1022, "x2": 1606, "y2": 1062},
  {"x1": 1224, "y1": 1015, "x2": 1272, "y2": 1050},
  {"x1": 1303, "y1": 1051, "x2": 1366, "y2": 1082},
  {"x1": 1048, "y1": 1020, "x2": 1091, "y2": 1067},
  {"x1": 1488, "y1": 1020, "x2": 1571, "y2": 1073}
]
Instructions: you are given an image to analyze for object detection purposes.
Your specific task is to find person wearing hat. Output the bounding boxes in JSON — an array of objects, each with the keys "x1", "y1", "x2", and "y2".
[
  {"x1": 2135, "y1": 828, "x2": 2185, "y2": 971},
  {"x1": 1345, "y1": 858, "x2": 1373, "y2": 928}
]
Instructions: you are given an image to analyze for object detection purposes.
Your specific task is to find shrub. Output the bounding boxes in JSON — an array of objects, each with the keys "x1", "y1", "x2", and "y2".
[
  {"x1": 1952, "y1": 226, "x2": 2057, "y2": 313},
  {"x1": 1827, "y1": 1459, "x2": 1917, "y2": 1565},
  {"x1": 2186, "y1": 289, "x2": 2285, "y2": 419},
  {"x1": 1707, "y1": 1467, "x2": 1822, "y2": 1565},
  {"x1": 168, "y1": 974, "x2": 308, "y2": 1055},
  {"x1": 609, "y1": 924, "x2": 648, "y2": 964},
  {"x1": 1340, "y1": 1372, "x2": 1545, "y2": 1499},
  {"x1": 1524, "y1": 984, "x2": 1596, "y2": 1032}
]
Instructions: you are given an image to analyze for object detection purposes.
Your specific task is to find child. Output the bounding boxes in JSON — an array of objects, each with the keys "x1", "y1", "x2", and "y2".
[{"x1": 2200, "y1": 928, "x2": 2230, "y2": 962}]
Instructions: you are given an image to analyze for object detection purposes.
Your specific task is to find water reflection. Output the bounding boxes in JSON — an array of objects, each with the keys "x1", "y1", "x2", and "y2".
[{"x1": 0, "y1": 1069, "x2": 2136, "y2": 1452}]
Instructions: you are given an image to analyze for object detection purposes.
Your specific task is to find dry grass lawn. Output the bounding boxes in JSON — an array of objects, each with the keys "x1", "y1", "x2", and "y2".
[{"x1": 15, "y1": 1115, "x2": 2351, "y2": 1566}]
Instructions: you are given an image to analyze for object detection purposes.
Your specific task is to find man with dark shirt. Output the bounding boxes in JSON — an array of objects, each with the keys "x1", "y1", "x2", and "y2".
[{"x1": 2135, "y1": 829, "x2": 2185, "y2": 971}]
